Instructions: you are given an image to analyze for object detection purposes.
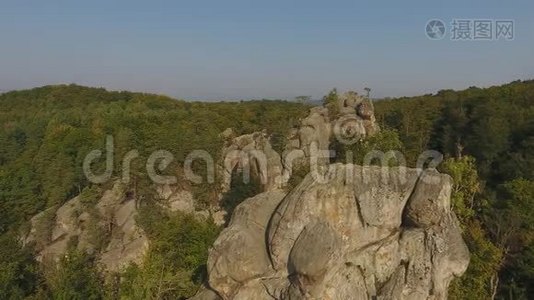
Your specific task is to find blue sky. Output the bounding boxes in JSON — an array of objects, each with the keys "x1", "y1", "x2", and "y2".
[{"x1": 1, "y1": 0, "x2": 533, "y2": 100}]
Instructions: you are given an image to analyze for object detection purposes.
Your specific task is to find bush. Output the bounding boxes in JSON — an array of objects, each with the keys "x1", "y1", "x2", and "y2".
[{"x1": 126, "y1": 209, "x2": 220, "y2": 299}]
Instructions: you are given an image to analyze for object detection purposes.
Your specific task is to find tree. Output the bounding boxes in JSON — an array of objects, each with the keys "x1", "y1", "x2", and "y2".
[
  {"x1": 442, "y1": 157, "x2": 504, "y2": 300},
  {"x1": 0, "y1": 233, "x2": 40, "y2": 299},
  {"x1": 364, "y1": 87, "x2": 371, "y2": 98},
  {"x1": 323, "y1": 88, "x2": 339, "y2": 116},
  {"x1": 490, "y1": 179, "x2": 534, "y2": 298},
  {"x1": 294, "y1": 95, "x2": 311, "y2": 104},
  {"x1": 441, "y1": 156, "x2": 480, "y2": 222},
  {"x1": 44, "y1": 247, "x2": 103, "y2": 300},
  {"x1": 127, "y1": 209, "x2": 220, "y2": 299}
]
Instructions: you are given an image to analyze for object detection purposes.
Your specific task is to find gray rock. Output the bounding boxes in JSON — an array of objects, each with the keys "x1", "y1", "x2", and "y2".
[
  {"x1": 298, "y1": 106, "x2": 331, "y2": 157},
  {"x1": 190, "y1": 287, "x2": 222, "y2": 300},
  {"x1": 198, "y1": 164, "x2": 469, "y2": 300},
  {"x1": 25, "y1": 182, "x2": 148, "y2": 272},
  {"x1": 288, "y1": 221, "x2": 341, "y2": 287},
  {"x1": 220, "y1": 130, "x2": 284, "y2": 195},
  {"x1": 404, "y1": 169, "x2": 452, "y2": 228},
  {"x1": 207, "y1": 190, "x2": 287, "y2": 299},
  {"x1": 167, "y1": 190, "x2": 195, "y2": 213},
  {"x1": 357, "y1": 101, "x2": 374, "y2": 120},
  {"x1": 219, "y1": 90, "x2": 380, "y2": 198}
]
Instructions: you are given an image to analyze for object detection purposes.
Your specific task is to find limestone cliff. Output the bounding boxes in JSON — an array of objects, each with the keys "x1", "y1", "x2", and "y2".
[
  {"x1": 23, "y1": 183, "x2": 148, "y2": 272},
  {"x1": 193, "y1": 165, "x2": 469, "y2": 300},
  {"x1": 23, "y1": 182, "x2": 211, "y2": 272}
]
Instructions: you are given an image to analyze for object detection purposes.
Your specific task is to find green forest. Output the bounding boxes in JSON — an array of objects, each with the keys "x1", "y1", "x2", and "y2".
[{"x1": 1, "y1": 80, "x2": 533, "y2": 299}]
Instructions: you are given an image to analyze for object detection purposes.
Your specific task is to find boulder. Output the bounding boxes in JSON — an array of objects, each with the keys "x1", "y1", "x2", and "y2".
[{"x1": 197, "y1": 164, "x2": 469, "y2": 300}]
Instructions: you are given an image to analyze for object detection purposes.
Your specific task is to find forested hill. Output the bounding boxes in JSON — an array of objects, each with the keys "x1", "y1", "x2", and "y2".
[
  {"x1": 375, "y1": 80, "x2": 534, "y2": 299},
  {"x1": 375, "y1": 79, "x2": 534, "y2": 184},
  {"x1": 0, "y1": 80, "x2": 533, "y2": 299},
  {"x1": 0, "y1": 84, "x2": 310, "y2": 232}
]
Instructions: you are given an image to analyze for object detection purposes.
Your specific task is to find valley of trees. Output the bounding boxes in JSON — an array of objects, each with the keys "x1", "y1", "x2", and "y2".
[{"x1": 0, "y1": 80, "x2": 533, "y2": 299}]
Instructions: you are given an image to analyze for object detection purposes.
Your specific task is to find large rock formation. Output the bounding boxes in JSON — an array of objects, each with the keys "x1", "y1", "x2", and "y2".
[
  {"x1": 283, "y1": 91, "x2": 379, "y2": 183},
  {"x1": 332, "y1": 91, "x2": 379, "y2": 141},
  {"x1": 156, "y1": 183, "x2": 227, "y2": 226},
  {"x1": 24, "y1": 182, "x2": 148, "y2": 272},
  {"x1": 23, "y1": 182, "x2": 217, "y2": 271},
  {"x1": 220, "y1": 129, "x2": 284, "y2": 194},
  {"x1": 293, "y1": 106, "x2": 331, "y2": 157},
  {"x1": 221, "y1": 91, "x2": 380, "y2": 193},
  {"x1": 193, "y1": 164, "x2": 470, "y2": 300}
]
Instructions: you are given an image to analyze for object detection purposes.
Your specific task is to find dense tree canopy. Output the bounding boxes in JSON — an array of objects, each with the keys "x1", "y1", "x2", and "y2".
[
  {"x1": 0, "y1": 84, "x2": 310, "y2": 233},
  {"x1": 376, "y1": 80, "x2": 534, "y2": 299}
]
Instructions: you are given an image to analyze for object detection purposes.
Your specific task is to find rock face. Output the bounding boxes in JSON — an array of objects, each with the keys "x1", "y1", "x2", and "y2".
[
  {"x1": 296, "y1": 106, "x2": 332, "y2": 157},
  {"x1": 207, "y1": 190, "x2": 287, "y2": 298},
  {"x1": 24, "y1": 183, "x2": 149, "y2": 272},
  {"x1": 157, "y1": 184, "x2": 227, "y2": 226},
  {"x1": 194, "y1": 164, "x2": 469, "y2": 300},
  {"x1": 221, "y1": 91, "x2": 381, "y2": 193},
  {"x1": 283, "y1": 91, "x2": 379, "y2": 181},
  {"x1": 328, "y1": 91, "x2": 379, "y2": 144},
  {"x1": 220, "y1": 129, "x2": 284, "y2": 194},
  {"x1": 24, "y1": 181, "x2": 222, "y2": 271}
]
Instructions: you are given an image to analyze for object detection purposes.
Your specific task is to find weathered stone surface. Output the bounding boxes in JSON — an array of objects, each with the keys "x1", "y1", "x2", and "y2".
[
  {"x1": 190, "y1": 286, "x2": 222, "y2": 300},
  {"x1": 100, "y1": 197, "x2": 149, "y2": 271},
  {"x1": 357, "y1": 101, "x2": 374, "y2": 120},
  {"x1": 288, "y1": 221, "x2": 341, "y2": 286},
  {"x1": 207, "y1": 190, "x2": 286, "y2": 299},
  {"x1": 167, "y1": 190, "x2": 195, "y2": 213},
  {"x1": 219, "y1": 91, "x2": 380, "y2": 197},
  {"x1": 191, "y1": 292, "x2": 220, "y2": 300},
  {"x1": 283, "y1": 91, "x2": 379, "y2": 179},
  {"x1": 155, "y1": 185, "x2": 227, "y2": 225},
  {"x1": 404, "y1": 169, "x2": 452, "y2": 228},
  {"x1": 298, "y1": 106, "x2": 331, "y2": 157},
  {"x1": 331, "y1": 91, "x2": 378, "y2": 138},
  {"x1": 197, "y1": 164, "x2": 469, "y2": 300},
  {"x1": 220, "y1": 130, "x2": 284, "y2": 195},
  {"x1": 24, "y1": 182, "x2": 148, "y2": 272}
]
